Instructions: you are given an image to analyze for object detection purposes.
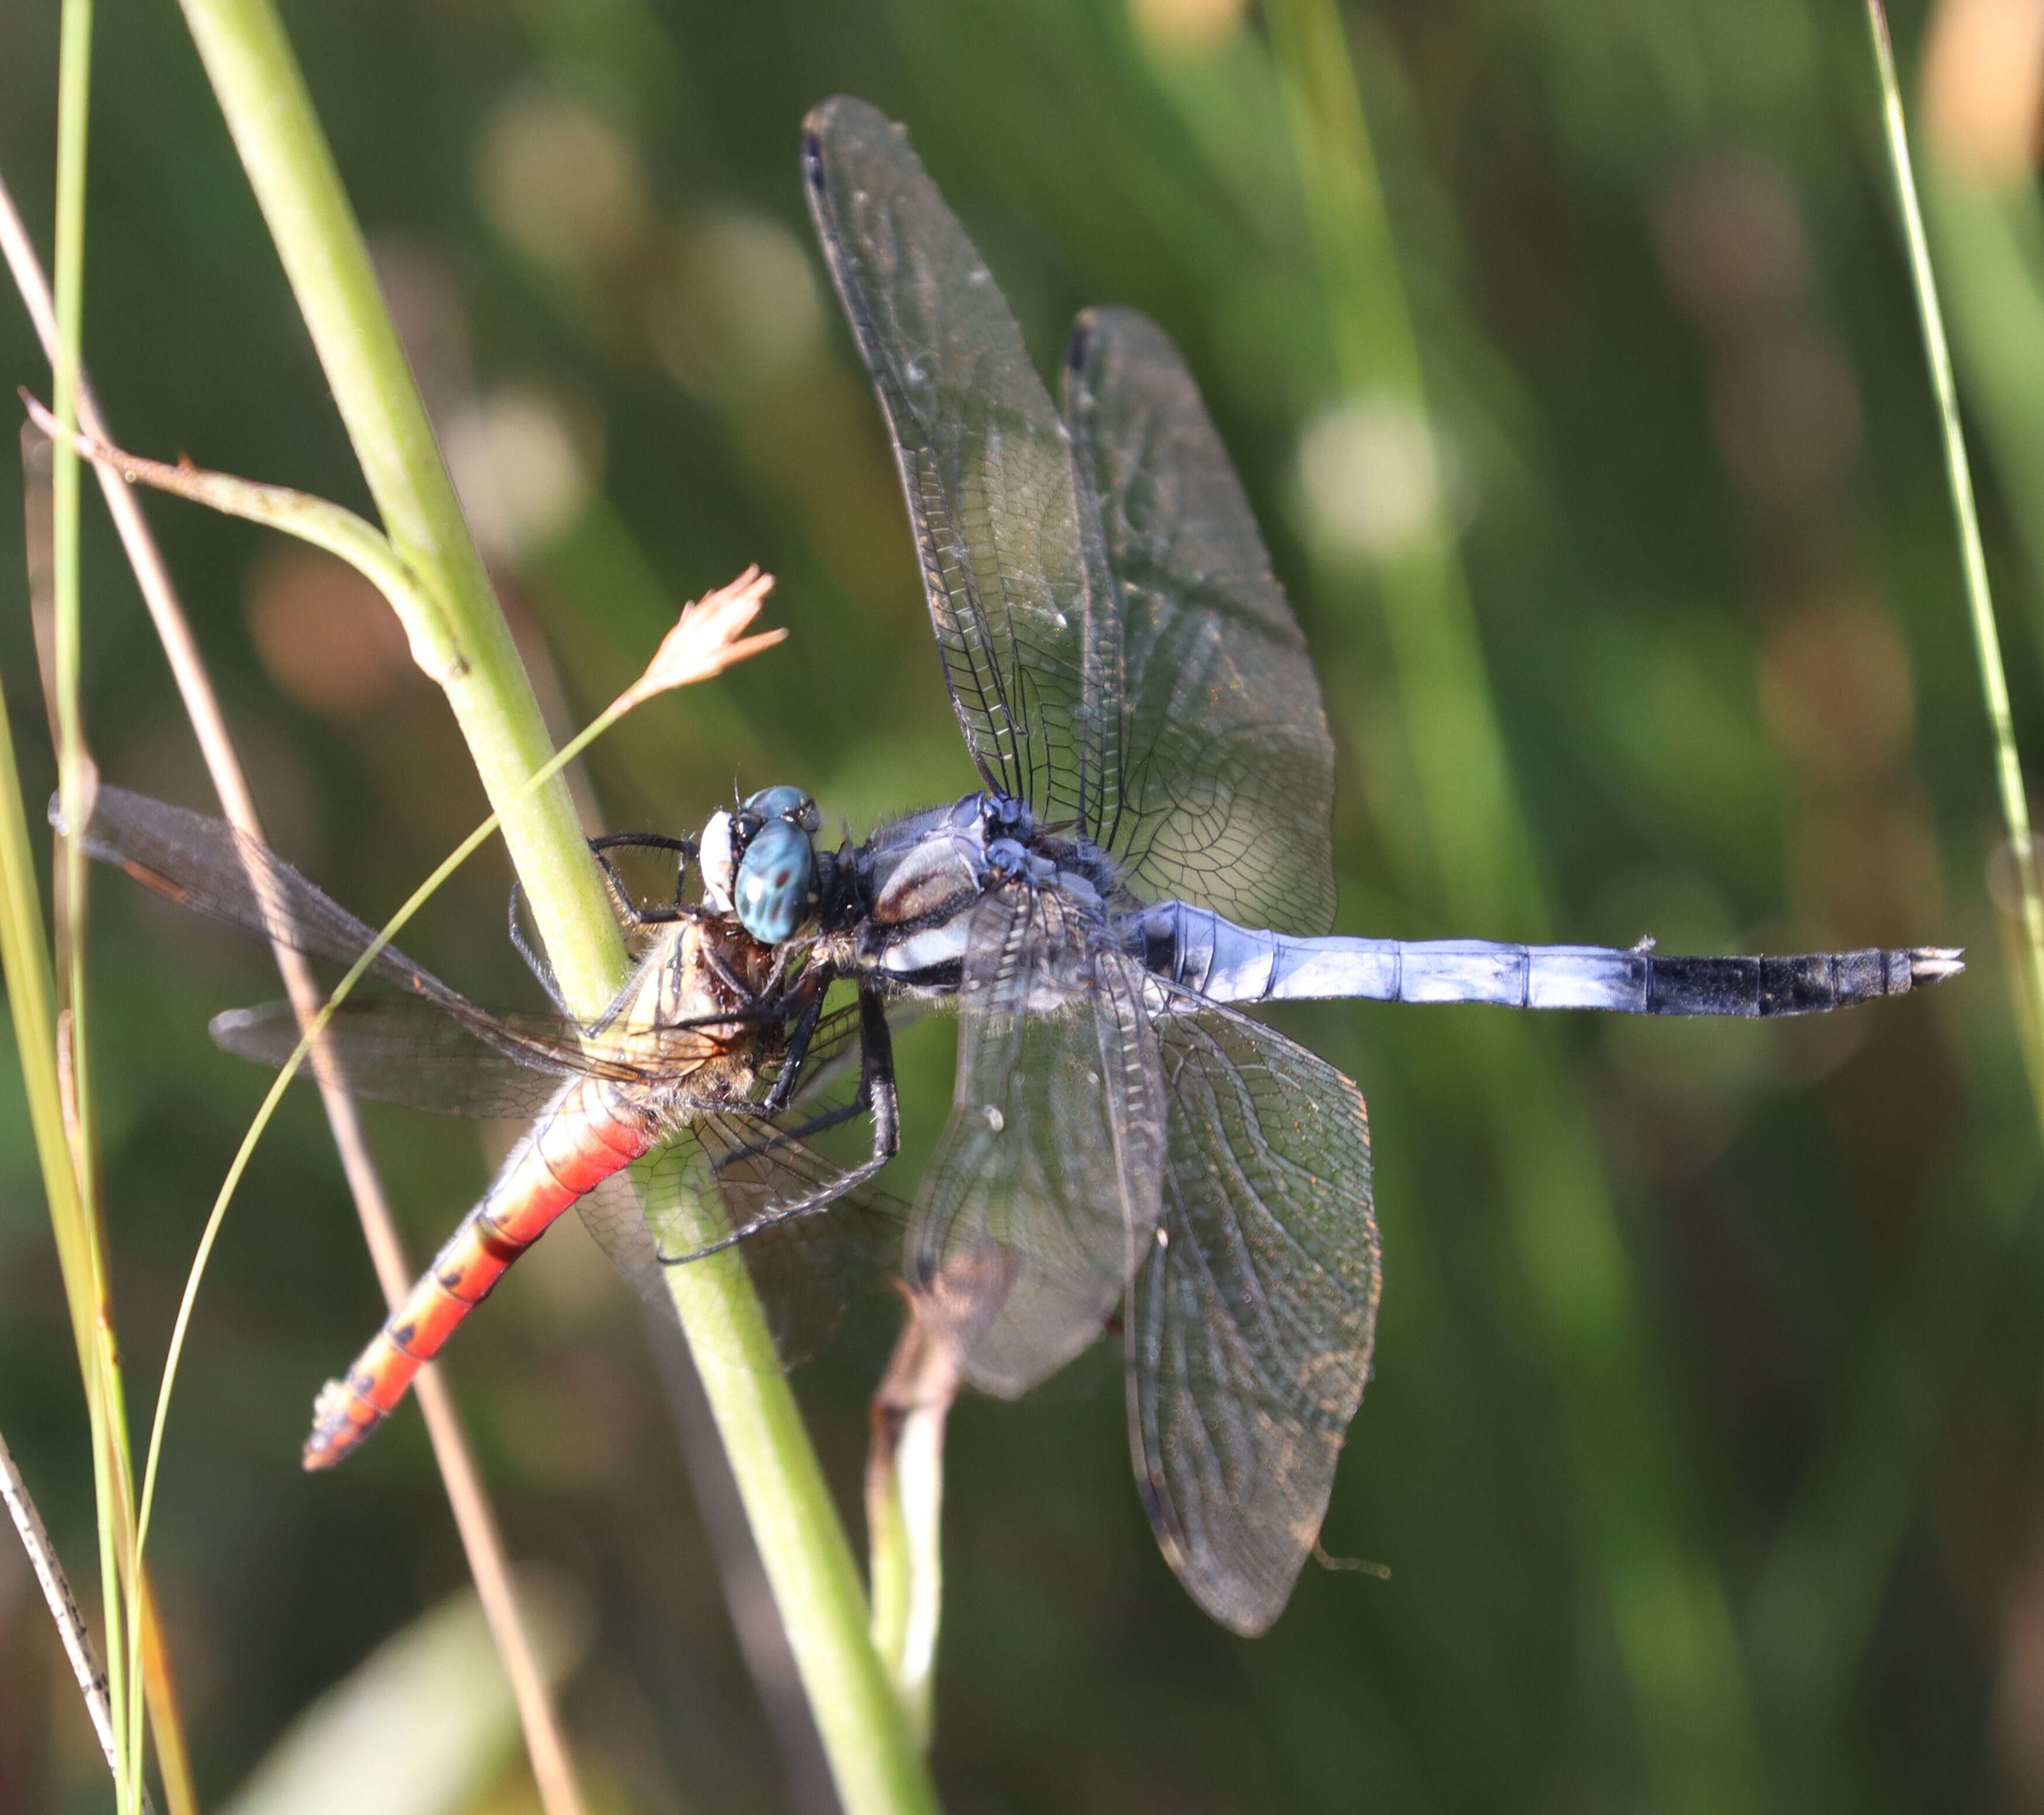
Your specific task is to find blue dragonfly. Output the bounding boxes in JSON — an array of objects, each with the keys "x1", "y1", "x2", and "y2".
[{"x1": 75, "y1": 95, "x2": 1962, "y2": 1635}]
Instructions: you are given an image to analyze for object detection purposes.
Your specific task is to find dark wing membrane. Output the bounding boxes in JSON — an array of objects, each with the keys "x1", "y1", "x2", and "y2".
[
  {"x1": 803, "y1": 95, "x2": 1123, "y2": 836},
  {"x1": 1064, "y1": 309, "x2": 1339, "y2": 934},
  {"x1": 71, "y1": 788, "x2": 470, "y2": 1007},
  {"x1": 209, "y1": 998, "x2": 730, "y2": 1117},
  {"x1": 908, "y1": 885, "x2": 1166, "y2": 1397},
  {"x1": 1128, "y1": 994, "x2": 1378, "y2": 1634}
]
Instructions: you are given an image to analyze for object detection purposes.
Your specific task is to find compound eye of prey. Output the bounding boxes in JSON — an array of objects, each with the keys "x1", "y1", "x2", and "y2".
[
  {"x1": 743, "y1": 785, "x2": 821, "y2": 836},
  {"x1": 734, "y1": 817, "x2": 816, "y2": 943}
]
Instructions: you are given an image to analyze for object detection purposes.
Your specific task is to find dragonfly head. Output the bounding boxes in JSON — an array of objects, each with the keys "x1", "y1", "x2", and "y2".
[{"x1": 699, "y1": 786, "x2": 820, "y2": 943}]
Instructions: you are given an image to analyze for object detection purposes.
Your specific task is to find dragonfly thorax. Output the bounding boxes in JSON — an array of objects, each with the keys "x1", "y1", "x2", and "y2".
[{"x1": 845, "y1": 789, "x2": 1122, "y2": 986}]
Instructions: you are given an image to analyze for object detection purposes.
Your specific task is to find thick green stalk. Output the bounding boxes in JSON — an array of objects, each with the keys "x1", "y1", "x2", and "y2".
[
  {"x1": 171, "y1": 4, "x2": 936, "y2": 1807},
  {"x1": 173, "y1": 0, "x2": 618, "y2": 1006}
]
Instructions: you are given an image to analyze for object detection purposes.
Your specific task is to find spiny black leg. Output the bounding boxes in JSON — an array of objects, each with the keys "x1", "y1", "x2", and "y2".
[
  {"x1": 588, "y1": 833, "x2": 697, "y2": 930},
  {"x1": 856, "y1": 983, "x2": 901, "y2": 1168},
  {"x1": 759, "y1": 970, "x2": 832, "y2": 1116},
  {"x1": 720, "y1": 989, "x2": 898, "y2": 1178},
  {"x1": 667, "y1": 991, "x2": 901, "y2": 1264}
]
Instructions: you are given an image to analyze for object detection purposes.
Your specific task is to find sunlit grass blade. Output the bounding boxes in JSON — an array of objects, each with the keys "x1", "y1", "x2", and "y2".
[
  {"x1": 0, "y1": 490, "x2": 142, "y2": 1809},
  {"x1": 1864, "y1": 0, "x2": 2044, "y2": 1107},
  {"x1": 1262, "y1": 0, "x2": 1765, "y2": 1795},
  {"x1": 43, "y1": 3, "x2": 151, "y2": 1803},
  {"x1": 6, "y1": 180, "x2": 592, "y2": 1815}
]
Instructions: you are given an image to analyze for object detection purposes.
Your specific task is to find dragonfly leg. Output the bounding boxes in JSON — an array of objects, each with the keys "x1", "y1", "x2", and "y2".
[
  {"x1": 588, "y1": 832, "x2": 698, "y2": 929},
  {"x1": 506, "y1": 879, "x2": 569, "y2": 1012},
  {"x1": 757, "y1": 969, "x2": 833, "y2": 1116},
  {"x1": 667, "y1": 990, "x2": 901, "y2": 1262},
  {"x1": 515, "y1": 834, "x2": 709, "y2": 1012},
  {"x1": 721, "y1": 983, "x2": 887, "y2": 1160}
]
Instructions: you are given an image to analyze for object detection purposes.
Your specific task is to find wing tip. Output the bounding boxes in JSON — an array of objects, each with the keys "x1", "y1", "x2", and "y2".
[
  {"x1": 801, "y1": 94, "x2": 904, "y2": 190},
  {"x1": 208, "y1": 1006, "x2": 253, "y2": 1042}
]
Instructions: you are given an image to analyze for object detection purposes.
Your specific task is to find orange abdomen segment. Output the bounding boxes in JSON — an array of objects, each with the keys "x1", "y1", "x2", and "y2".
[{"x1": 302, "y1": 1079, "x2": 657, "y2": 1469}]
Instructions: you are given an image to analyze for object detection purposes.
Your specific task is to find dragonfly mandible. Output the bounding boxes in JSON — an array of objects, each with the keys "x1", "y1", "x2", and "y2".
[{"x1": 80, "y1": 94, "x2": 1962, "y2": 1637}]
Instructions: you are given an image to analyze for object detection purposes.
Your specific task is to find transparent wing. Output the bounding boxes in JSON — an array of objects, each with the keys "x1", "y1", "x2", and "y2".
[
  {"x1": 1064, "y1": 309, "x2": 1339, "y2": 934},
  {"x1": 208, "y1": 984, "x2": 868, "y2": 1119},
  {"x1": 908, "y1": 885, "x2": 1166, "y2": 1396},
  {"x1": 84, "y1": 787, "x2": 779, "y2": 1111},
  {"x1": 1127, "y1": 993, "x2": 1378, "y2": 1634},
  {"x1": 72, "y1": 787, "x2": 468, "y2": 1007},
  {"x1": 578, "y1": 1117, "x2": 906, "y2": 1365},
  {"x1": 803, "y1": 95, "x2": 1123, "y2": 837},
  {"x1": 208, "y1": 997, "x2": 746, "y2": 1117}
]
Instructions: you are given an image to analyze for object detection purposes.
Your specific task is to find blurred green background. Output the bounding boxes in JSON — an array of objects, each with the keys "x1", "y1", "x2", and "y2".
[{"x1": 0, "y1": 0, "x2": 2035, "y2": 1809}]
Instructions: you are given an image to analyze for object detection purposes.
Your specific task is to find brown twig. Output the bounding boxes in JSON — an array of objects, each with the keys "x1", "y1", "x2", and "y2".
[{"x1": 0, "y1": 169, "x2": 590, "y2": 1815}]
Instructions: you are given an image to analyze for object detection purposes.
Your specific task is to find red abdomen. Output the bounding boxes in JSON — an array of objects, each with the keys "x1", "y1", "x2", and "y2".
[{"x1": 302, "y1": 1077, "x2": 658, "y2": 1469}]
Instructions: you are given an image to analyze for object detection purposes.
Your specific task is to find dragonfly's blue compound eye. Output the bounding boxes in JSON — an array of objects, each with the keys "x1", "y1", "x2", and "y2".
[
  {"x1": 734, "y1": 817, "x2": 816, "y2": 943},
  {"x1": 743, "y1": 785, "x2": 820, "y2": 834}
]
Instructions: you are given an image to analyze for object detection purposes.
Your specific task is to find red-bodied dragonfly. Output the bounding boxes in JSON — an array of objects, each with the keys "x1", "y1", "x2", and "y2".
[{"x1": 73, "y1": 784, "x2": 898, "y2": 1468}]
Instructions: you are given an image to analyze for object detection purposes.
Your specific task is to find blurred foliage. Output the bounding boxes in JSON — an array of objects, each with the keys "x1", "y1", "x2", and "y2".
[{"x1": 0, "y1": 0, "x2": 2034, "y2": 1810}]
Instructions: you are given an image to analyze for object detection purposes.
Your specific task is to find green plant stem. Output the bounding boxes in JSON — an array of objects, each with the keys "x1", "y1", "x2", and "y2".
[
  {"x1": 170, "y1": 6, "x2": 936, "y2": 1806},
  {"x1": 1864, "y1": 1, "x2": 2044, "y2": 1041},
  {"x1": 174, "y1": 0, "x2": 618, "y2": 1009},
  {"x1": 48, "y1": 5, "x2": 153, "y2": 1807},
  {"x1": 0, "y1": 633, "x2": 146, "y2": 1803},
  {"x1": 1264, "y1": 2, "x2": 1764, "y2": 1800}
]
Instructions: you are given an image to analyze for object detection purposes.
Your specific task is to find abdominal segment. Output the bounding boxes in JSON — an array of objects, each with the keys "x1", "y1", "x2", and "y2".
[{"x1": 302, "y1": 1078, "x2": 660, "y2": 1469}]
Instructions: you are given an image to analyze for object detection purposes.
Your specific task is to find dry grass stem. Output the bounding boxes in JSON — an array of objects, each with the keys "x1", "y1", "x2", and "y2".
[
  {"x1": 0, "y1": 1427, "x2": 155, "y2": 1813},
  {"x1": 2, "y1": 168, "x2": 589, "y2": 1815}
]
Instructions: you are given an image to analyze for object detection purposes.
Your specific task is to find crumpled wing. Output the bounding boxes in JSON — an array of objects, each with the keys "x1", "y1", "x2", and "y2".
[
  {"x1": 1064, "y1": 308, "x2": 1338, "y2": 935},
  {"x1": 803, "y1": 95, "x2": 1124, "y2": 840},
  {"x1": 908, "y1": 885, "x2": 1166, "y2": 1397},
  {"x1": 1128, "y1": 993, "x2": 1378, "y2": 1634}
]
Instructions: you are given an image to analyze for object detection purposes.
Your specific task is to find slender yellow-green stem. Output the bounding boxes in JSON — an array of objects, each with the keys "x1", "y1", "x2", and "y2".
[
  {"x1": 4, "y1": 172, "x2": 523, "y2": 1810},
  {"x1": 47, "y1": 5, "x2": 165, "y2": 1808},
  {"x1": 167, "y1": 5, "x2": 936, "y2": 1807},
  {"x1": 173, "y1": 0, "x2": 618, "y2": 1003},
  {"x1": 0, "y1": 674, "x2": 154, "y2": 1815},
  {"x1": 1864, "y1": 1, "x2": 2044, "y2": 1034}
]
